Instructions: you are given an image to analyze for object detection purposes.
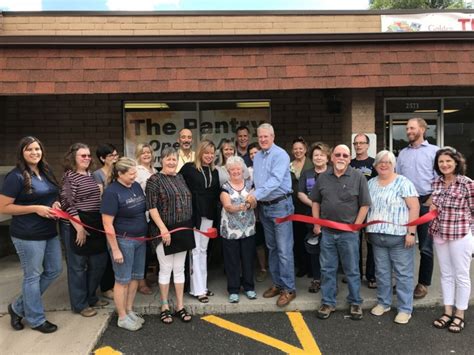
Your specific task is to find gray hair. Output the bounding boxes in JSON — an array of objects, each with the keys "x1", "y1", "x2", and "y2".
[
  {"x1": 161, "y1": 146, "x2": 178, "y2": 160},
  {"x1": 374, "y1": 150, "x2": 396, "y2": 168},
  {"x1": 225, "y1": 155, "x2": 246, "y2": 171},
  {"x1": 257, "y1": 123, "x2": 274, "y2": 136}
]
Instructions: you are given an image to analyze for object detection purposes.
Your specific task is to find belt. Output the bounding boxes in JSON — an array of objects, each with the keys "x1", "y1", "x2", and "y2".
[{"x1": 260, "y1": 193, "x2": 291, "y2": 206}]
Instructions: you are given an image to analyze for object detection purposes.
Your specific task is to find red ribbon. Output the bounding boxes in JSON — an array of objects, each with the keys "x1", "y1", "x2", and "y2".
[
  {"x1": 275, "y1": 209, "x2": 438, "y2": 232},
  {"x1": 51, "y1": 209, "x2": 218, "y2": 240}
]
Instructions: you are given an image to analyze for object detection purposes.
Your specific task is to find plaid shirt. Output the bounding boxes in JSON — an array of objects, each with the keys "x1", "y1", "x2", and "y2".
[{"x1": 429, "y1": 175, "x2": 474, "y2": 240}]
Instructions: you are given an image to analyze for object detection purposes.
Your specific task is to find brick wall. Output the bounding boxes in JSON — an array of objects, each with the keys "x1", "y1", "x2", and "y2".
[
  {"x1": 0, "y1": 14, "x2": 380, "y2": 36},
  {"x1": 0, "y1": 89, "x2": 346, "y2": 177}
]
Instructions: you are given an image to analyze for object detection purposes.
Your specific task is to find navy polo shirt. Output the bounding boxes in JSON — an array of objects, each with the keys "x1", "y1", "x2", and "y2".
[{"x1": 1, "y1": 168, "x2": 59, "y2": 240}]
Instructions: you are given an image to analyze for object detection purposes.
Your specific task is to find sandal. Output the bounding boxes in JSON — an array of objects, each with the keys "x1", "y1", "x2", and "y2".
[
  {"x1": 160, "y1": 309, "x2": 173, "y2": 324},
  {"x1": 433, "y1": 313, "x2": 452, "y2": 329},
  {"x1": 206, "y1": 290, "x2": 215, "y2": 297},
  {"x1": 174, "y1": 308, "x2": 192, "y2": 323},
  {"x1": 196, "y1": 295, "x2": 209, "y2": 303},
  {"x1": 448, "y1": 316, "x2": 465, "y2": 333}
]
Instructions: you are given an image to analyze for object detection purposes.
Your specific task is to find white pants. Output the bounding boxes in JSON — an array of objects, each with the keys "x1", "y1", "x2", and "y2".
[
  {"x1": 189, "y1": 217, "x2": 212, "y2": 296},
  {"x1": 434, "y1": 233, "x2": 473, "y2": 310},
  {"x1": 156, "y1": 243, "x2": 187, "y2": 285}
]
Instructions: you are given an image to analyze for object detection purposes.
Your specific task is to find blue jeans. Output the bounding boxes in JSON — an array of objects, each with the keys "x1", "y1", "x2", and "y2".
[
  {"x1": 259, "y1": 197, "x2": 295, "y2": 292},
  {"x1": 60, "y1": 222, "x2": 107, "y2": 312},
  {"x1": 11, "y1": 236, "x2": 62, "y2": 327},
  {"x1": 110, "y1": 238, "x2": 146, "y2": 284},
  {"x1": 320, "y1": 230, "x2": 362, "y2": 306},
  {"x1": 369, "y1": 233, "x2": 415, "y2": 314}
]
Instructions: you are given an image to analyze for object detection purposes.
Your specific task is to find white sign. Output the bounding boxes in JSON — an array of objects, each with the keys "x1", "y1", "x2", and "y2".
[
  {"x1": 124, "y1": 109, "x2": 268, "y2": 165},
  {"x1": 381, "y1": 13, "x2": 474, "y2": 32}
]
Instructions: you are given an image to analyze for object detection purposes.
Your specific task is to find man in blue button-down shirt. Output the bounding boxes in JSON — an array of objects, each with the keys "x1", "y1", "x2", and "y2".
[
  {"x1": 396, "y1": 117, "x2": 439, "y2": 300},
  {"x1": 246, "y1": 123, "x2": 296, "y2": 307}
]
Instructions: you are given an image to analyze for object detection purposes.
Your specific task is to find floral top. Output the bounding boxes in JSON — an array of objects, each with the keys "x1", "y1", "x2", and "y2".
[
  {"x1": 220, "y1": 180, "x2": 256, "y2": 240},
  {"x1": 429, "y1": 174, "x2": 473, "y2": 241}
]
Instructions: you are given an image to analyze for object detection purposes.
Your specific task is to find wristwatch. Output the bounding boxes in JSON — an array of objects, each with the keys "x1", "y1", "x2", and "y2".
[{"x1": 408, "y1": 232, "x2": 416, "y2": 236}]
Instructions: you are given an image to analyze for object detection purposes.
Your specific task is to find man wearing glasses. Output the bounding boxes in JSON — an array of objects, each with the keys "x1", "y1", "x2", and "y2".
[
  {"x1": 310, "y1": 145, "x2": 371, "y2": 320},
  {"x1": 351, "y1": 134, "x2": 377, "y2": 289}
]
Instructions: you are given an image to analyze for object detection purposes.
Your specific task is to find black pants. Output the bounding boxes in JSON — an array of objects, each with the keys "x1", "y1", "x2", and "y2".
[
  {"x1": 359, "y1": 232, "x2": 375, "y2": 282},
  {"x1": 417, "y1": 204, "x2": 433, "y2": 286},
  {"x1": 293, "y1": 221, "x2": 310, "y2": 274},
  {"x1": 222, "y1": 235, "x2": 256, "y2": 294}
]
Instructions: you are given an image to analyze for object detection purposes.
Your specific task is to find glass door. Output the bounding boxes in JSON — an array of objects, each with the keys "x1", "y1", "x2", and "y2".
[{"x1": 388, "y1": 113, "x2": 440, "y2": 156}]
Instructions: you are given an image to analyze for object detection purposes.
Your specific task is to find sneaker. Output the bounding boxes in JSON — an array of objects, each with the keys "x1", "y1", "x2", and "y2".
[
  {"x1": 371, "y1": 304, "x2": 391, "y2": 316},
  {"x1": 128, "y1": 311, "x2": 145, "y2": 325},
  {"x1": 317, "y1": 304, "x2": 335, "y2": 319},
  {"x1": 349, "y1": 305, "x2": 363, "y2": 320},
  {"x1": 394, "y1": 312, "x2": 412, "y2": 324},
  {"x1": 229, "y1": 294, "x2": 239, "y2": 303},
  {"x1": 245, "y1": 290, "x2": 257, "y2": 300},
  {"x1": 117, "y1": 315, "x2": 142, "y2": 331}
]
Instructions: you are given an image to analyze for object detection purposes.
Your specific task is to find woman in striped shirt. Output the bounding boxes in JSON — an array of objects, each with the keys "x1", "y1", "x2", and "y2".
[
  {"x1": 430, "y1": 147, "x2": 474, "y2": 334},
  {"x1": 60, "y1": 143, "x2": 108, "y2": 318}
]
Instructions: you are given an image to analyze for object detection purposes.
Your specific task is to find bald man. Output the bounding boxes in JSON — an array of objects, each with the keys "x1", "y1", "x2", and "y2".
[
  {"x1": 310, "y1": 144, "x2": 371, "y2": 321},
  {"x1": 176, "y1": 128, "x2": 195, "y2": 172}
]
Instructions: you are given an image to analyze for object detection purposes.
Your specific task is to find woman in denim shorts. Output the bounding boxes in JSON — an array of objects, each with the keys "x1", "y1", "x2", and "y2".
[{"x1": 101, "y1": 157, "x2": 148, "y2": 331}]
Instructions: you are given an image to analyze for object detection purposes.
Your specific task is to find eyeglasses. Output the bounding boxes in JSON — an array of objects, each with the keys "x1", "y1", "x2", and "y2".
[
  {"x1": 334, "y1": 153, "x2": 350, "y2": 158},
  {"x1": 106, "y1": 153, "x2": 119, "y2": 158},
  {"x1": 378, "y1": 160, "x2": 392, "y2": 165},
  {"x1": 353, "y1": 142, "x2": 368, "y2": 145},
  {"x1": 79, "y1": 154, "x2": 92, "y2": 159}
]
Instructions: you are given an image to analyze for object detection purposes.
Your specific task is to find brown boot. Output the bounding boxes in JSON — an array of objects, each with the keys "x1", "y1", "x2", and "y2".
[
  {"x1": 263, "y1": 286, "x2": 281, "y2": 298},
  {"x1": 276, "y1": 290, "x2": 296, "y2": 307}
]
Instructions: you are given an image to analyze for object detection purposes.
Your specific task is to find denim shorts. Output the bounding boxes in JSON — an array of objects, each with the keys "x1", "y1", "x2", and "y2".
[{"x1": 110, "y1": 238, "x2": 146, "y2": 284}]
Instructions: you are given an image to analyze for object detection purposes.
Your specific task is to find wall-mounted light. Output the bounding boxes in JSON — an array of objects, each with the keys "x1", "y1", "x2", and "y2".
[
  {"x1": 124, "y1": 103, "x2": 169, "y2": 109},
  {"x1": 236, "y1": 102, "x2": 270, "y2": 108}
]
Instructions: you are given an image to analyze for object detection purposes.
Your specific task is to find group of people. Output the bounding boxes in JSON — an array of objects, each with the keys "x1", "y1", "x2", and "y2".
[{"x1": 0, "y1": 117, "x2": 472, "y2": 335}]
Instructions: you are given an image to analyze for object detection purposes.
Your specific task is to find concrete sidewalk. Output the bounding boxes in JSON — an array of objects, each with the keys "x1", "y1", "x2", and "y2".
[{"x1": 0, "y1": 254, "x2": 473, "y2": 354}]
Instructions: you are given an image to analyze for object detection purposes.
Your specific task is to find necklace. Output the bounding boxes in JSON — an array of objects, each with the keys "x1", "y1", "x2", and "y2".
[{"x1": 200, "y1": 166, "x2": 212, "y2": 189}]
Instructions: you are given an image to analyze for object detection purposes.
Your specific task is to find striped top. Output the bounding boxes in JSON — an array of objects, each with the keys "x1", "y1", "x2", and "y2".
[
  {"x1": 366, "y1": 175, "x2": 418, "y2": 236},
  {"x1": 145, "y1": 172, "x2": 192, "y2": 236},
  {"x1": 60, "y1": 170, "x2": 102, "y2": 220}
]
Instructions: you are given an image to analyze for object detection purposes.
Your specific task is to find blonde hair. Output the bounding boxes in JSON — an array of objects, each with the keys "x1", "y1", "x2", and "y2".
[
  {"x1": 135, "y1": 143, "x2": 155, "y2": 165},
  {"x1": 109, "y1": 157, "x2": 137, "y2": 184},
  {"x1": 194, "y1": 140, "x2": 216, "y2": 172}
]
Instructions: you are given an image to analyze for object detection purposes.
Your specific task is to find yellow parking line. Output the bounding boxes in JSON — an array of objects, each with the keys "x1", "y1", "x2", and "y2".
[
  {"x1": 286, "y1": 312, "x2": 321, "y2": 354},
  {"x1": 94, "y1": 345, "x2": 122, "y2": 355},
  {"x1": 202, "y1": 316, "x2": 321, "y2": 354}
]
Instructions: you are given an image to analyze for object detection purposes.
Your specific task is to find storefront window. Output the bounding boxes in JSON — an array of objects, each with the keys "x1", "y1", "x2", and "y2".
[
  {"x1": 123, "y1": 100, "x2": 270, "y2": 165},
  {"x1": 443, "y1": 98, "x2": 474, "y2": 179}
]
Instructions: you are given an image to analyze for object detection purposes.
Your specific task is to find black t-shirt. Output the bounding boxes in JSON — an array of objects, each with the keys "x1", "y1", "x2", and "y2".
[{"x1": 350, "y1": 157, "x2": 377, "y2": 180}]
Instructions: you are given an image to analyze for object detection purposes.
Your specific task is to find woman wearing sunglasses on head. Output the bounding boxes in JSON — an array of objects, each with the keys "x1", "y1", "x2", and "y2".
[{"x1": 59, "y1": 143, "x2": 109, "y2": 318}]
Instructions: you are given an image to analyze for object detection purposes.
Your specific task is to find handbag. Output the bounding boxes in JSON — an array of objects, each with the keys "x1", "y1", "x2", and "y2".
[
  {"x1": 70, "y1": 211, "x2": 107, "y2": 256},
  {"x1": 163, "y1": 219, "x2": 196, "y2": 256}
]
